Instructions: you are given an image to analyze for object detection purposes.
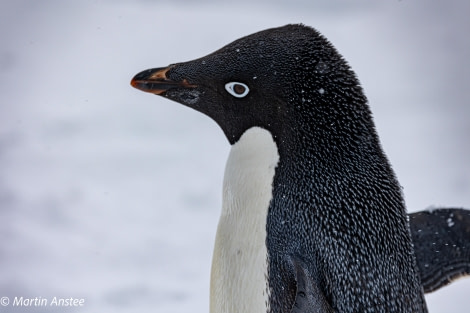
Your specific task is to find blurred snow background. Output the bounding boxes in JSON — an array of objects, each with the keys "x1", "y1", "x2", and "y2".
[{"x1": 0, "y1": 0, "x2": 469, "y2": 312}]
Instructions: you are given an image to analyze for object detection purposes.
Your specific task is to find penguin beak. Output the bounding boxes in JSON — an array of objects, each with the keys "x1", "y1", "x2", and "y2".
[{"x1": 130, "y1": 67, "x2": 197, "y2": 95}]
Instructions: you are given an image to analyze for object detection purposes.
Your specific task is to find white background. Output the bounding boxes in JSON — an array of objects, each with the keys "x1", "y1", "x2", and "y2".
[{"x1": 1, "y1": 1, "x2": 469, "y2": 312}]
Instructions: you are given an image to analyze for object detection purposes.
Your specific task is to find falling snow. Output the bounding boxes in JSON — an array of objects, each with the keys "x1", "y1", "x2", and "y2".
[{"x1": 447, "y1": 214, "x2": 455, "y2": 227}]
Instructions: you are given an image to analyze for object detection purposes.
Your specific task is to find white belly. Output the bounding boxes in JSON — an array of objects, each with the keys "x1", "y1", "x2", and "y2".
[{"x1": 210, "y1": 127, "x2": 280, "y2": 313}]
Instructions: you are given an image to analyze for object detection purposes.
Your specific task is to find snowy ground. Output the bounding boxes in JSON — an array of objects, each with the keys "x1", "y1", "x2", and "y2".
[{"x1": 1, "y1": 0, "x2": 469, "y2": 312}]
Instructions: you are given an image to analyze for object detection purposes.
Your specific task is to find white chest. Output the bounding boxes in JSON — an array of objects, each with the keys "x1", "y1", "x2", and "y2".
[{"x1": 210, "y1": 127, "x2": 280, "y2": 313}]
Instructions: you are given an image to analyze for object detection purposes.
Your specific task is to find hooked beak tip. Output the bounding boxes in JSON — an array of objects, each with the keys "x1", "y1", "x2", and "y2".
[
  {"x1": 130, "y1": 67, "x2": 171, "y2": 95},
  {"x1": 130, "y1": 67, "x2": 196, "y2": 95}
]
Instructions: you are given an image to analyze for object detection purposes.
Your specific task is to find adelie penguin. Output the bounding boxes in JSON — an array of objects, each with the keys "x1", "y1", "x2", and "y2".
[{"x1": 131, "y1": 24, "x2": 470, "y2": 313}]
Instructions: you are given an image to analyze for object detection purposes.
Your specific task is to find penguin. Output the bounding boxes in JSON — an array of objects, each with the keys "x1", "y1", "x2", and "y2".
[{"x1": 131, "y1": 24, "x2": 470, "y2": 313}]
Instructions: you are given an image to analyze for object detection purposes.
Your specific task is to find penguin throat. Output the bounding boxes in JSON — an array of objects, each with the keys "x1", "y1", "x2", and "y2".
[{"x1": 210, "y1": 127, "x2": 279, "y2": 313}]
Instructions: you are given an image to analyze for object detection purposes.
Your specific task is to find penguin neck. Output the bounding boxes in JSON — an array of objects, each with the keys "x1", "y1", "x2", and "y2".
[
  {"x1": 275, "y1": 101, "x2": 395, "y2": 194},
  {"x1": 272, "y1": 108, "x2": 408, "y2": 245},
  {"x1": 210, "y1": 126, "x2": 279, "y2": 313}
]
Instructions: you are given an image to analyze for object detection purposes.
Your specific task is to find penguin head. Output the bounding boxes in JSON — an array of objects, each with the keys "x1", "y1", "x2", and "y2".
[{"x1": 131, "y1": 24, "x2": 368, "y2": 145}]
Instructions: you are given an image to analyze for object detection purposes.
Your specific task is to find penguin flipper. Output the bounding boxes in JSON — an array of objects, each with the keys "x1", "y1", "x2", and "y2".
[
  {"x1": 290, "y1": 257, "x2": 333, "y2": 313},
  {"x1": 409, "y1": 208, "x2": 470, "y2": 293}
]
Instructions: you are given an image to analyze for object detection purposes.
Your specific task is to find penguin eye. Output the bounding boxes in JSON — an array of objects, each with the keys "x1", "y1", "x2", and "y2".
[{"x1": 225, "y1": 82, "x2": 249, "y2": 98}]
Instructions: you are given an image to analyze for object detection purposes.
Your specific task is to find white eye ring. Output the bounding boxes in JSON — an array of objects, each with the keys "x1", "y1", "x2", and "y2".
[{"x1": 225, "y1": 82, "x2": 249, "y2": 98}]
